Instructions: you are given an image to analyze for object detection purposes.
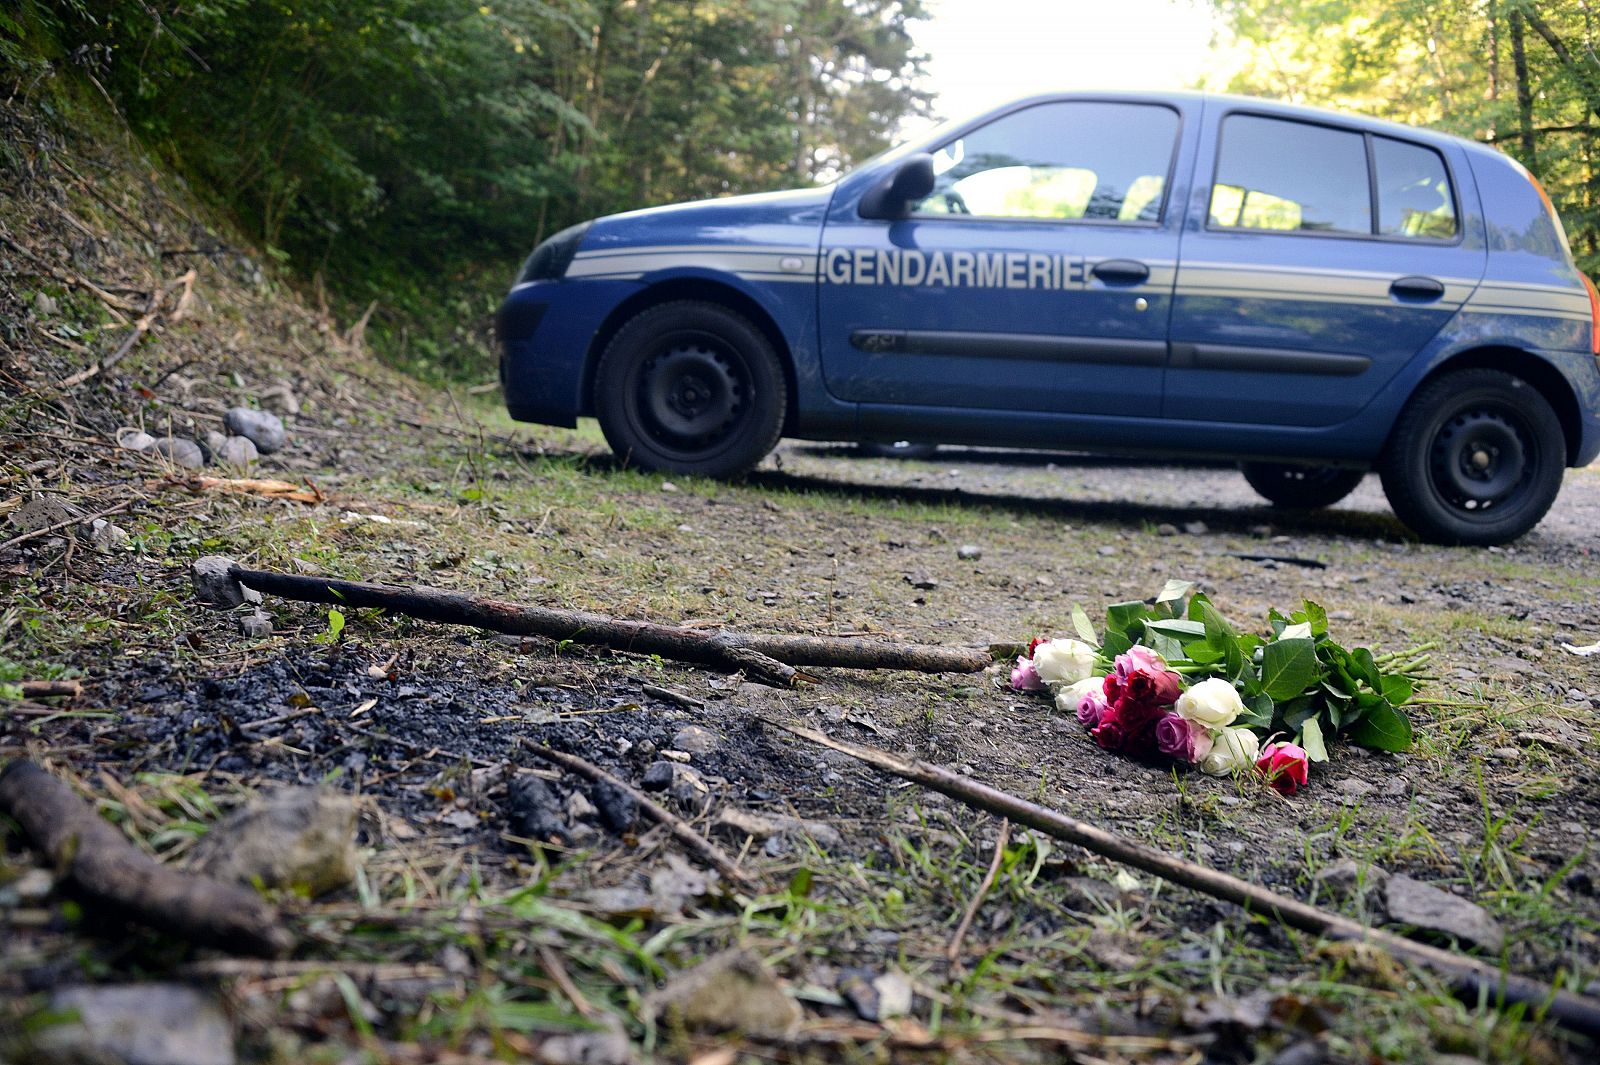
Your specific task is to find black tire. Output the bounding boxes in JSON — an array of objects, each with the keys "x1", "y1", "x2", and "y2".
[
  {"x1": 1240, "y1": 462, "x2": 1366, "y2": 509},
  {"x1": 856, "y1": 440, "x2": 938, "y2": 460},
  {"x1": 593, "y1": 301, "x2": 786, "y2": 478},
  {"x1": 1378, "y1": 368, "x2": 1565, "y2": 545}
]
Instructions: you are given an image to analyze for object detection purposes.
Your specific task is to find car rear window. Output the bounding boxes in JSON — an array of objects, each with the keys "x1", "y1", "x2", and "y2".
[
  {"x1": 1374, "y1": 136, "x2": 1457, "y2": 238},
  {"x1": 1210, "y1": 115, "x2": 1370, "y2": 235},
  {"x1": 915, "y1": 101, "x2": 1179, "y2": 223}
]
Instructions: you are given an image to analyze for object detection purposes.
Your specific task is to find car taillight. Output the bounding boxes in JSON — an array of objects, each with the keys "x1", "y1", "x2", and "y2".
[{"x1": 1584, "y1": 272, "x2": 1600, "y2": 358}]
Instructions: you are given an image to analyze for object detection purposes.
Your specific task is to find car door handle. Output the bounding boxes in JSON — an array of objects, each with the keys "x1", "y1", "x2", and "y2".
[
  {"x1": 1389, "y1": 275, "x2": 1445, "y2": 302},
  {"x1": 1091, "y1": 259, "x2": 1150, "y2": 285}
]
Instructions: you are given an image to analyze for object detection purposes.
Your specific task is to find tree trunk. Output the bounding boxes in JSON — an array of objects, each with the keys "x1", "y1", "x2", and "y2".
[{"x1": 1512, "y1": 10, "x2": 1538, "y2": 165}]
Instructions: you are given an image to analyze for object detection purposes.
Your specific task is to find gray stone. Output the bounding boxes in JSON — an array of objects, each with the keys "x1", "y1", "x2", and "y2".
[
  {"x1": 194, "y1": 788, "x2": 358, "y2": 898},
  {"x1": 1383, "y1": 874, "x2": 1504, "y2": 951},
  {"x1": 1183, "y1": 520, "x2": 1210, "y2": 536},
  {"x1": 1312, "y1": 858, "x2": 1388, "y2": 902},
  {"x1": 670, "y1": 725, "x2": 721, "y2": 755},
  {"x1": 32, "y1": 291, "x2": 57, "y2": 317},
  {"x1": 223, "y1": 407, "x2": 287, "y2": 454},
  {"x1": 642, "y1": 949, "x2": 801, "y2": 1038},
  {"x1": 1335, "y1": 777, "x2": 1375, "y2": 801},
  {"x1": 84, "y1": 518, "x2": 128, "y2": 555},
  {"x1": 239, "y1": 611, "x2": 273, "y2": 638},
  {"x1": 712, "y1": 807, "x2": 843, "y2": 849},
  {"x1": 204, "y1": 430, "x2": 229, "y2": 456},
  {"x1": 10, "y1": 495, "x2": 78, "y2": 533},
  {"x1": 258, "y1": 384, "x2": 301, "y2": 416},
  {"x1": 537, "y1": 1022, "x2": 635, "y2": 1065},
  {"x1": 216, "y1": 436, "x2": 259, "y2": 466},
  {"x1": 34, "y1": 984, "x2": 233, "y2": 1065},
  {"x1": 1156, "y1": 523, "x2": 1179, "y2": 536},
  {"x1": 640, "y1": 761, "x2": 709, "y2": 810},
  {"x1": 150, "y1": 437, "x2": 206, "y2": 469},
  {"x1": 191, "y1": 556, "x2": 245, "y2": 608},
  {"x1": 956, "y1": 544, "x2": 982, "y2": 560},
  {"x1": 1, "y1": 867, "x2": 55, "y2": 905},
  {"x1": 118, "y1": 429, "x2": 157, "y2": 452}
]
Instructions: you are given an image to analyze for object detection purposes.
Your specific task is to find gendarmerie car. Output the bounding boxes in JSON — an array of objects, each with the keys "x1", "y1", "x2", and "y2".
[{"x1": 498, "y1": 91, "x2": 1600, "y2": 545}]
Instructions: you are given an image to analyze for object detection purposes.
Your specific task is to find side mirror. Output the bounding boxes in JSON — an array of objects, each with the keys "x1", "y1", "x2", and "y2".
[{"x1": 857, "y1": 154, "x2": 935, "y2": 220}]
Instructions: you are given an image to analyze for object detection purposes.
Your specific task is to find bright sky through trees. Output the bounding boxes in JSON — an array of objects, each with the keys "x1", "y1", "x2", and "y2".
[{"x1": 915, "y1": 0, "x2": 1224, "y2": 125}]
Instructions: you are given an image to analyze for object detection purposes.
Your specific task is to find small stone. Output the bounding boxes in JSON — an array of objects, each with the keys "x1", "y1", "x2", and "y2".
[
  {"x1": 1183, "y1": 520, "x2": 1209, "y2": 536},
  {"x1": 217, "y1": 435, "x2": 259, "y2": 465},
  {"x1": 659, "y1": 481, "x2": 679, "y2": 493},
  {"x1": 194, "y1": 787, "x2": 358, "y2": 898},
  {"x1": 660, "y1": 749, "x2": 691, "y2": 763},
  {"x1": 192, "y1": 555, "x2": 246, "y2": 608},
  {"x1": 905, "y1": 574, "x2": 938, "y2": 590},
  {"x1": 506, "y1": 775, "x2": 567, "y2": 844},
  {"x1": 36, "y1": 984, "x2": 234, "y2": 1065},
  {"x1": 204, "y1": 430, "x2": 229, "y2": 455},
  {"x1": 85, "y1": 518, "x2": 129, "y2": 554},
  {"x1": 119, "y1": 429, "x2": 157, "y2": 452},
  {"x1": 957, "y1": 544, "x2": 982, "y2": 560},
  {"x1": 537, "y1": 1021, "x2": 635, "y2": 1065},
  {"x1": 1383, "y1": 874, "x2": 1504, "y2": 951},
  {"x1": 9, "y1": 495, "x2": 77, "y2": 532},
  {"x1": 1312, "y1": 858, "x2": 1388, "y2": 902},
  {"x1": 565, "y1": 790, "x2": 597, "y2": 822},
  {"x1": 1490, "y1": 746, "x2": 1522, "y2": 762},
  {"x1": 258, "y1": 383, "x2": 301, "y2": 415},
  {"x1": 150, "y1": 437, "x2": 206, "y2": 469},
  {"x1": 712, "y1": 807, "x2": 843, "y2": 849},
  {"x1": 239, "y1": 610, "x2": 273, "y2": 638},
  {"x1": 671, "y1": 725, "x2": 721, "y2": 755},
  {"x1": 4, "y1": 867, "x2": 55, "y2": 904},
  {"x1": 1097, "y1": 545, "x2": 1118, "y2": 556},
  {"x1": 643, "y1": 949, "x2": 801, "y2": 1038},
  {"x1": 641, "y1": 761, "x2": 710, "y2": 810},
  {"x1": 591, "y1": 779, "x2": 638, "y2": 833},
  {"x1": 223, "y1": 407, "x2": 287, "y2": 454},
  {"x1": 1336, "y1": 777, "x2": 1375, "y2": 801},
  {"x1": 32, "y1": 291, "x2": 57, "y2": 317},
  {"x1": 1156, "y1": 523, "x2": 1179, "y2": 536}
]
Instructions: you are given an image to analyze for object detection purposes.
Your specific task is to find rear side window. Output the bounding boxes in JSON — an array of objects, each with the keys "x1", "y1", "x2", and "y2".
[
  {"x1": 1210, "y1": 116, "x2": 1370, "y2": 235},
  {"x1": 1210, "y1": 114, "x2": 1457, "y2": 241},
  {"x1": 1374, "y1": 136, "x2": 1456, "y2": 238},
  {"x1": 915, "y1": 101, "x2": 1179, "y2": 223}
]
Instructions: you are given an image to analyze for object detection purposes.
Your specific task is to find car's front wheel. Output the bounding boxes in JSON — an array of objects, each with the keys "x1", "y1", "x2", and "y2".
[
  {"x1": 594, "y1": 301, "x2": 786, "y2": 478},
  {"x1": 1378, "y1": 368, "x2": 1565, "y2": 545},
  {"x1": 1240, "y1": 462, "x2": 1366, "y2": 509}
]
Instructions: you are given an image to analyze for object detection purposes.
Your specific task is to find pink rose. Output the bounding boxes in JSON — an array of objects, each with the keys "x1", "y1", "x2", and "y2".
[
  {"x1": 1103, "y1": 649, "x2": 1182, "y2": 708},
  {"x1": 1011, "y1": 656, "x2": 1043, "y2": 692},
  {"x1": 1076, "y1": 689, "x2": 1108, "y2": 728},
  {"x1": 1256, "y1": 742, "x2": 1311, "y2": 795},
  {"x1": 1155, "y1": 713, "x2": 1215, "y2": 764}
]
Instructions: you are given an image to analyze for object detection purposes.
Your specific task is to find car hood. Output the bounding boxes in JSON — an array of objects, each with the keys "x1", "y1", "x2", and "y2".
[{"x1": 581, "y1": 185, "x2": 835, "y2": 253}]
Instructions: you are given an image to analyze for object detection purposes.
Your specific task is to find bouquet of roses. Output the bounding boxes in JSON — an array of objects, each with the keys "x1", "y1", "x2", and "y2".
[{"x1": 1010, "y1": 580, "x2": 1432, "y2": 794}]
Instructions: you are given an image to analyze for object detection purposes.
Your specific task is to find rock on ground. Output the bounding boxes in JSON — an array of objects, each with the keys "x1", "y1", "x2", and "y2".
[
  {"x1": 1382, "y1": 874, "x2": 1504, "y2": 952},
  {"x1": 191, "y1": 555, "x2": 246, "y2": 608},
  {"x1": 506, "y1": 774, "x2": 568, "y2": 844},
  {"x1": 31, "y1": 984, "x2": 234, "y2": 1065},
  {"x1": 223, "y1": 407, "x2": 287, "y2": 454},
  {"x1": 150, "y1": 437, "x2": 206, "y2": 469},
  {"x1": 642, "y1": 949, "x2": 801, "y2": 1039},
  {"x1": 216, "y1": 435, "x2": 260, "y2": 465},
  {"x1": 194, "y1": 787, "x2": 357, "y2": 898},
  {"x1": 712, "y1": 807, "x2": 843, "y2": 849}
]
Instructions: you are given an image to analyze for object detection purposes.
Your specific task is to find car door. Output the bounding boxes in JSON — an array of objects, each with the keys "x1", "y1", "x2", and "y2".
[
  {"x1": 1167, "y1": 111, "x2": 1487, "y2": 426},
  {"x1": 816, "y1": 98, "x2": 1188, "y2": 416}
]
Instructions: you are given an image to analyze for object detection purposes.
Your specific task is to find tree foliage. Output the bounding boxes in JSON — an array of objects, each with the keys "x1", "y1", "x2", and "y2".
[
  {"x1": 1207, "y1": 0, "x2": 1600, "y2": 275},
  {"x1": 2, "y1": 1, "x2": 929, "y2": 376}
]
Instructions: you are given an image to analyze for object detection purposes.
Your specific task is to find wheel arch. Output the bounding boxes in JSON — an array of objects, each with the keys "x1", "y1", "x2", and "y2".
[
  {"x1": 581, "y1": 278, "x2": 800, "y2": 435},
  {"x1": 1408, "y1": 346, "x2": 1583, "y2": 465}
]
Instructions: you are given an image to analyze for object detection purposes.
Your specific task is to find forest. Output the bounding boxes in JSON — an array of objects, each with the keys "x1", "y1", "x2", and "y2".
[{"x1": 3, "y1": 1, "x2": 1599, "y2": 372}]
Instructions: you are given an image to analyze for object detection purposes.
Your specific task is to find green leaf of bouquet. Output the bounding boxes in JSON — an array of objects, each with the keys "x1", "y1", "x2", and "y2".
[
  {"x1": 1148, "y1": 631, "x2": 1186, "y2": 663},
  {"x1": 1238, "y1": 692, "x2": 1274, "y2": 728},
  {"x1": 1156, "y1": 578, "x2": 1194, "y2": 606},
  {"x1": 1352, "y1": 647, "x2": 1384, "y2": 690},
  {"x1": 1070, "y1": 603, "x2": 1098, "y2": 646},
  {"x1": 1267, "y1": 608, "x2": 1290, "y2": 637},
  {"x1": 1223, "y1": 638, "x2": 1247, "y2": 681},
  {"x1": 1197, "y1": 598, "x2": 1236, "y2": 640},
  {"x1": 1303, "y1": 600, "x2": 1328, "y2": 638},
  {"x1": 1381, "y1": 673, "x2": 1415, "y2": 706},
  {"x1": 1348, "y1": 699, "x2": 1413, "y2": 752},
  {"x1": 1261, "y1": 638, "x2": 1319, "y2": 701},
  {"x1": 1183, "y1": 641, "x2": 1224, "y2": 666},
  {"x1": 1101, "y1": 629, "x2": 1134, "y2": 658},
  {"x1": 1105, "y1": 601, "x2": 1147, "y2": 640},
  {"x1": 1145, "y1": 619, "x2": 1207, "y2": 640},
  {"x1": 1299, "y1": 718, "x2": 1329, "y2": 762},
  {"x1": 1278, "y1": 695, "x2": 1318, "y2": 731}
]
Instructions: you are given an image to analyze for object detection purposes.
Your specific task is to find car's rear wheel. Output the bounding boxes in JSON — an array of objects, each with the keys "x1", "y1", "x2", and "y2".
[
  {"x1": 1378, "y1": 368, "x2": 1565, "y2": 545},
  {"x1": 594, "y1": 301, "x2": 786, "y2": 478},
  {"x1": 1240, "y1": 462, "x2": 1366, "y2": 509}
]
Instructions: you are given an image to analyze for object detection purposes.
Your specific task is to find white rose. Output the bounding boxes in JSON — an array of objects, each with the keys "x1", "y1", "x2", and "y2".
[
  {"x1": 1199, "y1": 727, "x2": 1261, "y2": 776},
  {"x1": 1174, "y1": 677, "x2": 1245, "y2": 729},
  {"x1": 1277, "y1": 622, "x2": 1313, "y2": 641},
  {"x1": 1054, "y1": 676, "x2": 1102, "y2": 714},
  {"x1": 1032, "y1": 639, "x2": 1097, "y2": 686}
]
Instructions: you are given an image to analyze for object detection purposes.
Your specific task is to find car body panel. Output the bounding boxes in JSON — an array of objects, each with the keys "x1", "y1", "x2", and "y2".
[{"x1": 498, "y1": 89, "x2": 1600, "y2": 469}]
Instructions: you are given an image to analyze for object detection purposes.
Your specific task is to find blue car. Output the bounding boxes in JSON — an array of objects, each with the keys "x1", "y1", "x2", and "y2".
[{"x1": 498, "y1": 91, "x2": 1600, "y2": 545}]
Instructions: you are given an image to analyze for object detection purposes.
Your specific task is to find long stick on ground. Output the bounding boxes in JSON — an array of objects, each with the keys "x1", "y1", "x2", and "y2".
[
  {"x1": 228, "y1": 565, "x2": 992, "y2": 686},
  {"x1": 0, "y1": 761, "x2": 292, "y2": 956},
  {"x1": 775, "y1": 723, "x2": 1600, "y2": 1037},
  {"x1": 519, "y1": 741, "x2": 755, "y2": 888}
]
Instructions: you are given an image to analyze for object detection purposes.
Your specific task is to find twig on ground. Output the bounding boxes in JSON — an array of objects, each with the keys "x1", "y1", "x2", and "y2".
[
  {"x1": 58, "y1": 269, "x2": 196, "y2": 390},
  {"x1": 16, "y1": 680, "x2": 82, "y2": 699},
  {"x1": 0, "y1": 760, "x2": 292, "y2": 956},
  {"x1": 641, "y1": 683, "x2": 705, "y2": 710},
  {"x1": 947, "y1": 817, "x2": 1010, "y2": 969},
  {"x1": 519, "y1": 741, "x2": 756, "y2": 887},
  {"x1": 773, "y1": 722, "x2": 1600, "y2": 1038},
  {"x1": 224, "y1": 565, "x2": 992, "y2": 687}
]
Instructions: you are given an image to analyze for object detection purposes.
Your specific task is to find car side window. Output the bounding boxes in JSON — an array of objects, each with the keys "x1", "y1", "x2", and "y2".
[
  {"x1": 914, "y1": 102, "x2": 1179, "y2": 223},
  {"x1": 1374, "y1": 136, "x2": 1456, "y2": 239},
  {"x1": 1210, "y1": 115, "x2": 1370, "y2": 235}
]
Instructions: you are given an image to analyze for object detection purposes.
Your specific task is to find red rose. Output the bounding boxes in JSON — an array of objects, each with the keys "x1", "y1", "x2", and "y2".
[{"x1": 1256, "y1": 742, "x2": 1311, "y2": 795}]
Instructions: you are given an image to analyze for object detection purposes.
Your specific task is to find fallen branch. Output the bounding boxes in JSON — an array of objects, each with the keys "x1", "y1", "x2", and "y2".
[
  {"x1": 156, "y1": 477, "x2": 324, "y2": 504},
  {"x1": 519, "y1": 741, "x2": 756, "y2": 887},
  {"x1": 0, "y1": 760, "x2": 292, "y2": 956},
  {"x1": 58, "y1": 270, "x2": 196, "y2": 390},
  {"x1": 221, "y1": 564, "x2": 991, "y2": 687},
  {"x1": 17, "y1": 679, "x2": 82, "y2": 699},
  {"x1": 774, "y1": 724, "x2": 1600, "y2": 1038},
  {"x1": 947, "y1": 817, "x2": 1009, "y2": 968}
]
